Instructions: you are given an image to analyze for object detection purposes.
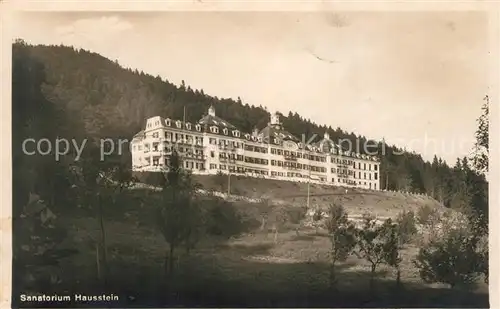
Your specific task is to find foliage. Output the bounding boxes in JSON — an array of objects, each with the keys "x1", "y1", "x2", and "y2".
[
  {"x1": 381, "y1": 219, "x2": 403, "y2": 286},
  {"x1": 472, "y1": 95, "x2": 489, "y2": 174},
  {"x1": 353, "y1": 214, "x2": 396, "y2": 291},
  {"x1": 395, "y1": 210, "x2": 418, "y2": 245},
  {"x1": 157, "y1": 150, "x2": 203, "y2": 281},
  {"x1": 413, "y1": 224, "x2": 483, "y2": 289},
  {"x1": 13, "y1": 193, "x2": 77, "y2": 296},
  {"x1": 416, "y1": 205, "x2": 439, "y2": 227},
  {"x1": 324, "y1": 203, "x2": 356, "y2": 289},
  {"x1": 204, "y1": 197, "x2": 246, "y2": 238}
]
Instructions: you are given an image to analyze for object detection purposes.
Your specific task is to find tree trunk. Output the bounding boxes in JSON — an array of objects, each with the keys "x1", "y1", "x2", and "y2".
[
  {"x1": 329, "y1": 260, "x2": 337, "y2": 290},
  {"x1": 168, "y1": 244, "x2": 175, "y2": 277},
  {"x1": 98, "y1": 194, "x2": 108, "y2": 288},
  {"x1": 369, "y1": 264, "x2": 376, "y2": 293},
  {"x1": 96, "y1": 243, "x2": 101, "y2": 280},
  {"x1": 396, "y1": 267, "x2": 401, "y2": 287}
]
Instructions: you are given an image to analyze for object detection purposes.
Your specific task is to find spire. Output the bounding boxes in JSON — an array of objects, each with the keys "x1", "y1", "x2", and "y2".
[
  {"x1": 208, "y1": 105, "x2": 215, "y2": 116},
  {"x1": 324, "y1": 131, "x2": 330, "y2": 140}
]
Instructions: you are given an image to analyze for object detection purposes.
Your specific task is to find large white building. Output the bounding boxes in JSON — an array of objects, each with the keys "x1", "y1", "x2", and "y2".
[{"x1": 131, "y1": 106, "x2": 381, "y2": 190}]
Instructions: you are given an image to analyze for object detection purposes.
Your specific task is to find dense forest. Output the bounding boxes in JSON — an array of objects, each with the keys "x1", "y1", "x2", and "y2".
[{"x1": 12, "y1": 40, "x2": 488, "y2": 224}]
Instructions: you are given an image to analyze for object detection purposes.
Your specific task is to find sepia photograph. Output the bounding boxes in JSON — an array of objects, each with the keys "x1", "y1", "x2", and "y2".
[{"x1": 5, "y1": 5, "x2": 494, "y2": 308}]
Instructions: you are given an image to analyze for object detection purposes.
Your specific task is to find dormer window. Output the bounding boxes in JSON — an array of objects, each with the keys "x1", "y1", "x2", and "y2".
[
  {"x1": 175, "y1": 120, "x2": 182, "y2": 128},
  {"x1": 251, "y1": 136, "x2": 256, "y2": 141},
  {"x1": 245, "y1": 134, "x2": 250, "y2": 140},
  {"x1": 274, "y1": 138, "x2": 279, "y2": 144},
  {"x1": 186, "y1": 123, "x2": 192, "y2": 130},
  {"x1": 166, "y1": 118, "x2": 171, "y2": 126},
  {"x1": 258, "y1": 137, "x2": 263, "y2": 142},
  {"x1": 232, "y1": 130, "x2": 240, "y2": 137},
  {"x1": 223, "y1": 128, "x2": 228, "y2": 135},
  {"x1": 210, "y1": 126, "x2": 219, "y2": 134},
  {"x1": 195, "y1": 124, "x2": 201, "y2": 131}
]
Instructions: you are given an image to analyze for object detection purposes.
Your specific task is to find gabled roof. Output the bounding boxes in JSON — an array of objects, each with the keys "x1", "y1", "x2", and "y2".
[
  {"x1": 198, "y1": 114, "x2": 237, "y2": 130},
  {"x1": 132, "y1": 130, "x2": 146, "y2": 140},
  {"x1": 259, "y1": 125, "x2": 299, "y2": 143}
]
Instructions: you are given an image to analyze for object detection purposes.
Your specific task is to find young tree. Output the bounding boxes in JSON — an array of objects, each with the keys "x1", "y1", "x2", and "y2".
[
  {"x1": 324, "y1": 203, "x2": 356, "y2": 290},
  {"x1": 381, "y1": 219, "x2": 403, "y2": 287},
  {"x1": 353, "y1": 214, "x2": 391, "y2": 292},
  {"x1": 395, "y1": 210, "x2": 417, "y2": 246},
  {"x1": 157, "y1": 150, "x2": 202, "y2": 283}
]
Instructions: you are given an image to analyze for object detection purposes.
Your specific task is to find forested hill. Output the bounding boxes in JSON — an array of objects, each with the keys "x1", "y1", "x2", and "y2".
[{"x1": 12, "y1": 40, "x2": 488, "y2": 212}]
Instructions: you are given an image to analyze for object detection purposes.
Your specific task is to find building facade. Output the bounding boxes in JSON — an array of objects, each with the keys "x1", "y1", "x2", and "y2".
[{"x1": 131, "y1": 106, "x2": 381, "y2": 190}]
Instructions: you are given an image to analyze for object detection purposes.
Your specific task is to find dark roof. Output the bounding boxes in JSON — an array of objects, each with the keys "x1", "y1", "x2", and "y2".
[
  {"x1": 259, "y1": 124, "x2": 300, "y2": 143},
  {"x1": 198, "y1": 114, "x2": 237, "y2": 130},
  {"x1": 132, "y1": 130, "x2": 145, "y2": 140}
]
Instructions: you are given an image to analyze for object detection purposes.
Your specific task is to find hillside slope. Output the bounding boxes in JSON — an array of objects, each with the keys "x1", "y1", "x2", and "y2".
[{"x1": 192, "y1": 175, "x2": 444, "y2": 218}]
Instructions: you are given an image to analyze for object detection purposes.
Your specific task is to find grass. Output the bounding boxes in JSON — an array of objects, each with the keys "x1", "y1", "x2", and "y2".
[{"x1": 12, "y1": 183, "x2": 488, "y2": 308}]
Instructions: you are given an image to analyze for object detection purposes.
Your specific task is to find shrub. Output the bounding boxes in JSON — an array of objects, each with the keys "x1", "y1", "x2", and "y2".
[
  {"x1": 413, "y1": 224, "x2": 483, "y2": 289},
  {"x1": 416, "y1": 204, "x2": 439, "y2": 227},
  {"x1": 287, "y1": 206, "x2": 307, "y2": 224},
  {"x1": 395, "y1": 210, "x2": 418, "y2": 245},
  {"x1": 325, "y1": 203, "x2": 356, "y2": 289}
]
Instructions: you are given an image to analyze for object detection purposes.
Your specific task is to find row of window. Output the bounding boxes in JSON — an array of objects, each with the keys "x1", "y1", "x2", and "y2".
[{"x1": 270, "y1": 160, "x2": 327, "y2": 173}]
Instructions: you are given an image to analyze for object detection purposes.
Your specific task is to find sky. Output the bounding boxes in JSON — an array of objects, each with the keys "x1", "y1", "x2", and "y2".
[{"x1": 10, "y1": 11, "x2": 491, "y2": 164}]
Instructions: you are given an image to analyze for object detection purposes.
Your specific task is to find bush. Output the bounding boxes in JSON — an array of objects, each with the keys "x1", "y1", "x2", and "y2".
[
  {"x1": 413, "y1": 224, "x2": 483, "y2": 289},
  {"x1": 416, "y1": 204, "x2": 439, "y2": 227},
  {"x1": 204, "y1": 198, "x2": 247, "y2": 238},
  {"x1": 395, "y1": 210, "x2": 417, "y2": 245},
  {"x1": 287, "y1": 206, "x2": 307, "y2": 224}
]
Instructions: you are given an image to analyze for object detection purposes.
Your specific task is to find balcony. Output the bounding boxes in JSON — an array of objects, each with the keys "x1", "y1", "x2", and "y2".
[{"x1": 283, "y1": 155, "x2": 298, "y2": 161}]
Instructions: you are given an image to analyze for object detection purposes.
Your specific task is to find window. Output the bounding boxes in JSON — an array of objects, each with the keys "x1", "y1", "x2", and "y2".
[
  {"x1": 223, "y1": 128, "x2": 228, "y2": 135},
  {"x1": 364, "y1": 163, "x2": 366, "y2": 170},
  {"x1": 153, "y1": 132, "x2": 159, "y2": 138},
  {"x1": 211, "y1": 126, "x2": 219, "y2": 134},
  {"x1": 186, "y1": 123, "x2": 192, "y2": 130},
  {"x1": 369, "y1": 173, "x2": 372, "y2": 180},
  {"x1": 374, "y1": 172, "x2": 378, "y2": 180},
  {"x1": 210, "y1": 151, "x2": 215, "y2": 158},
  {"x1": 374, "y1": 165, "x2": 378, "y2": 171},
  {"x1": 374, "y1": 183, "x2": 377, "y2": 190},
  {"x1": 210, "y1": 164, "x2": 217, "y2": 169},
  {"x1": 166, "y1": 119, "x2": 171, "y2": 126},
  {"x1": 364, "y1": 173, "x2": 367, "y2": 179},
  {"x1": 176, "y1": 120, "x2": 182, "y2": 128},
  {"x1": 196, "y1": 124, "x2": 201, "y2": 131}
]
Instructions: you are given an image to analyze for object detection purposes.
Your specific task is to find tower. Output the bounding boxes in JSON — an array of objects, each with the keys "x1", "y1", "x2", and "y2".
[
  {"x1": 208, "y1": 105, "x2": 215, "y2": 117},
  {"x1": 270, "y1": 112, "x2": 280, "y2": 126}
]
